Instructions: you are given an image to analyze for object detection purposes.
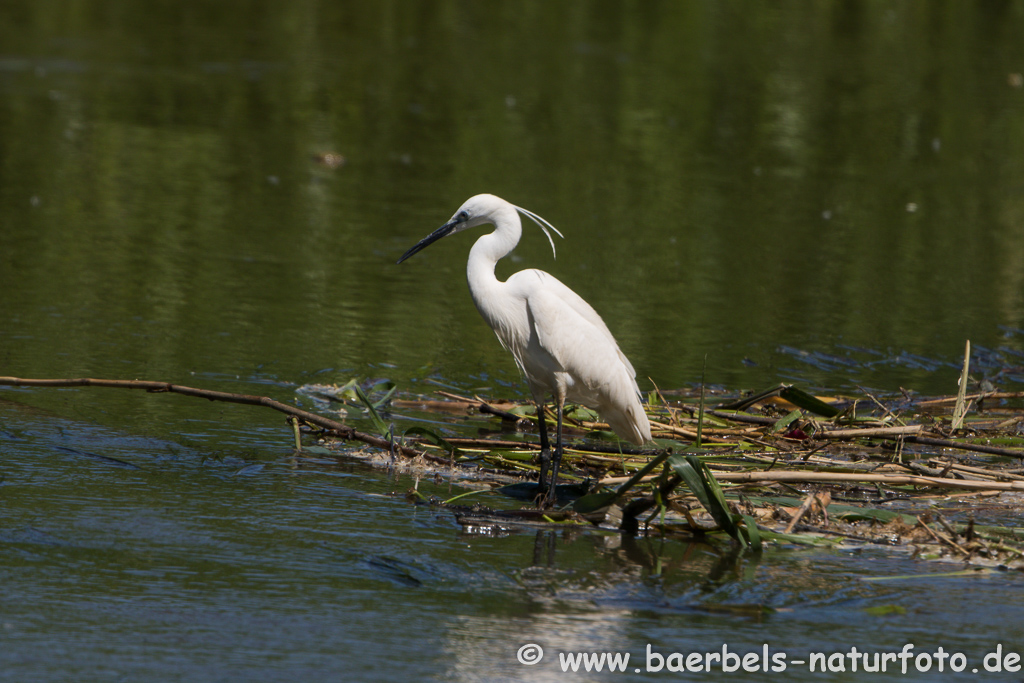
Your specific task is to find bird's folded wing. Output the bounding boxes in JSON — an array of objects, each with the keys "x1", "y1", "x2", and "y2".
[{"x1": 526, "y1": 287, "x2": 636, "y2": 395}]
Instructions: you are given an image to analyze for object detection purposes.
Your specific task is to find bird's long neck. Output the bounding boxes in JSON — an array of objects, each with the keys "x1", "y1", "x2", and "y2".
[{"x1": 466, "y1": 208, "x2": 522, "y2": 321}]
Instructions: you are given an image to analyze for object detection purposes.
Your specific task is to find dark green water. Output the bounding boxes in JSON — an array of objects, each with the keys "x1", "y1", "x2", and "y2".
[{"x1": 3, "y1": 2, "x2": 1024, "y2": 680}]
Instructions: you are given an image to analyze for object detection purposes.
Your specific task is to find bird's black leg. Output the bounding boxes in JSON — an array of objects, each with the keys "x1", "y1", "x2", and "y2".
[
  {"x1": 544, "y1": 403, "x2": 564, "y2": 507},
  {"x1": 536, "y1": 401, "x2": 551, "y2": 499}
]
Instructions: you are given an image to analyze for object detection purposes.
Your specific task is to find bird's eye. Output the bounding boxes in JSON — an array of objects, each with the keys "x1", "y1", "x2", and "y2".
[{"x1": 457, "y1": 210, "x2": 469, "y2": 222}]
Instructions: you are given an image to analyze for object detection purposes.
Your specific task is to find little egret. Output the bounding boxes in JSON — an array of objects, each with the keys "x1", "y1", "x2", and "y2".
[{"x1": 397, "y1": 194, "x2": 651, "y2": 506}]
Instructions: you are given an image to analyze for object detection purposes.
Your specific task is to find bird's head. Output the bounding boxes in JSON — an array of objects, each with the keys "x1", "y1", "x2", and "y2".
[{"x1": 396, "y1": 194, "x2": 563, "y2": 265}]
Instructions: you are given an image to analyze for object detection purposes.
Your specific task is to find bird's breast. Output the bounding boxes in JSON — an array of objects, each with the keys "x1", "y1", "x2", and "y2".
[{"x1": 472, "y1": 282, "x2": 562, "y2": 389}]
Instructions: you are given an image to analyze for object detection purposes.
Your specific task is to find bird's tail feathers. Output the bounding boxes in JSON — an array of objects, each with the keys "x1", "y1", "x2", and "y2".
[{"x1": 601, "y1": 396, "x2": 652, "y2": 446}]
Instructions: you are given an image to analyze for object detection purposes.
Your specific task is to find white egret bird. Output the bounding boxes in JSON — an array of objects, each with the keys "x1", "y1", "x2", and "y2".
[{"x1": 397, "y1": 194, "x2": 651, "y2": 506}]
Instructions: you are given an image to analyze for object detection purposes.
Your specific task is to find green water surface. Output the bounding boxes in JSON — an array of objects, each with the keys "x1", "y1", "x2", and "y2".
[{"x1": 2, "y1": 2, "x2": 1024, "y2": 680}]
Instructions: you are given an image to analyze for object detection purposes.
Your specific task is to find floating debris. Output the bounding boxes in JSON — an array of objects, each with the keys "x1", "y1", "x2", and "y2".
[
  {"x1": 3, "y1": 369, "x2": 1023, "y2": 567},
  {"x1": 313, "y1": 380, "x2": 1024, "y2": 568},
  {"x1": 314, "y1": 152, "x2": 346, "y2": 169}
]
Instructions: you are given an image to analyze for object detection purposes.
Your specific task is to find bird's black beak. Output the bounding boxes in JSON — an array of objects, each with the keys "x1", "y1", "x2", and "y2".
[{"x1": 396, "y1": 218, "x2": 461, "y2": 264}]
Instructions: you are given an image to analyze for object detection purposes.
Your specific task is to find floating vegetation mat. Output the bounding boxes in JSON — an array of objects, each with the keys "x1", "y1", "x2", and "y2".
[
  {"x1": 299, "y1": 380, "x2": 1024, "y2": 570},
  {"x1": 3, "y1": 372, "x2": 1023, "y2": 568}
]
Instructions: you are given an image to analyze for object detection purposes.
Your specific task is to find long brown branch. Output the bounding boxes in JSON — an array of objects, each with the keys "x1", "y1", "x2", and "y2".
[{"x1": 0, "y1": 375, "x2": 446, "y2": 464}]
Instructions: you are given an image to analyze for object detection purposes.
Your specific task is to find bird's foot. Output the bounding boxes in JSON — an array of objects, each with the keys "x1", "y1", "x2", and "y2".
[
  {"x1": 534, "y1": 485, "x2": 557, "y2": 509},
  {"x1": 537, "y1": 469, "x2": 561, "y2": 509},
  {"x1": 533, "y1": 475, "x2": 559, "y2": 508},
  {"x1": 542, "y1": 481, "x2": 558, "y2": 508}
]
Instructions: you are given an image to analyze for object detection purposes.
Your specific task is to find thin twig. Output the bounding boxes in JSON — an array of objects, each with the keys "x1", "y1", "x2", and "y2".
[
  {"x1": 917, "y1": 391, "x2": 1024, "y2": 406},
  {"x1": 783, "y1": 493, "x2": 817, "y2": 534},
  {"x1": 855, "y1": 386, "x2": 906, "y2": 426},
  {"x1": 916, "y1": 516, "x2": 970, "y2": 556}
]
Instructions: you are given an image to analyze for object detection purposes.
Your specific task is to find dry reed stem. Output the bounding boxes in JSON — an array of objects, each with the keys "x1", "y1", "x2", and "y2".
[
  {"x1": 819, "y1": 425, "x2": 922, "y2": 439},
  {"x1": 600, "y1": 469, "x2": 1024, "y2": 492}
]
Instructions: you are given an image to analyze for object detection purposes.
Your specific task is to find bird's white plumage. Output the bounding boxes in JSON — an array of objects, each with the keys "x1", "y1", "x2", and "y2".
[{"x1": 440, "y1": 193, "x2": 651, "y2": 445}]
